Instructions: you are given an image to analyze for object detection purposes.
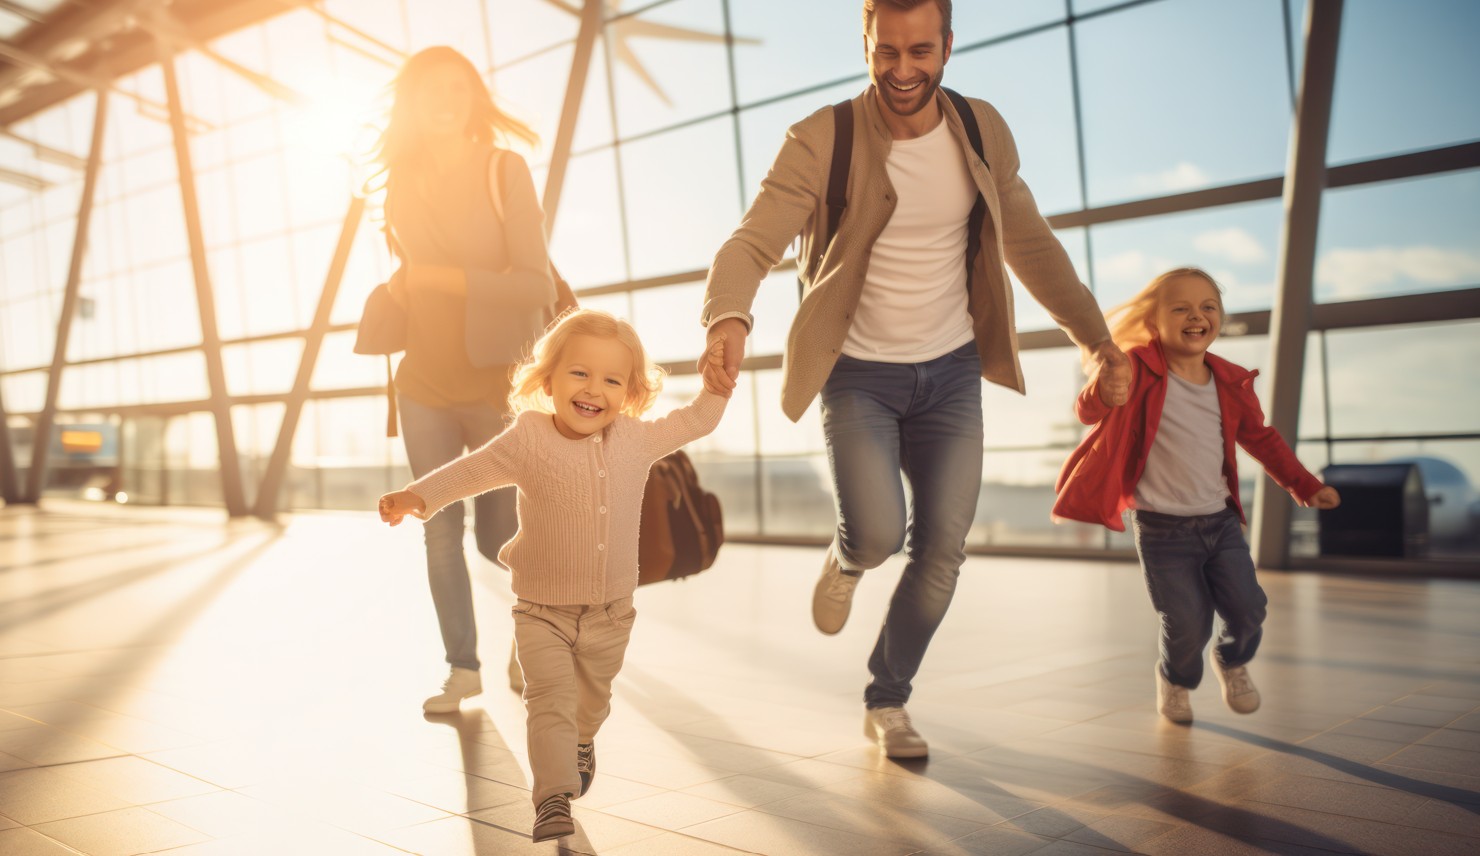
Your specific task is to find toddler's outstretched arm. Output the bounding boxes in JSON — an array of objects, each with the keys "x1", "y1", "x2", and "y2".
[{"x1": 378, "y1": 490, "x2": 427, "y2": 526}]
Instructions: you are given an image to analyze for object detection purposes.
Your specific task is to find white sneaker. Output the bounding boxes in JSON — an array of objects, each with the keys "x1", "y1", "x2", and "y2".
[
  {"x1": 864, "y1": 706, "x2": 929, "y2": 758},
  {"x1": 1210, "y1": 651, "x2": 1261, "y2": 714},
  {"x1": 812, "y1": 546, "x2": 860, "y2": 635},
  {"x1": 424, "y1": 667, "x2": 481, "y2": 713},
  {"x1": 1154, "y1": 665, "x2": 1193, "y2": 723}
]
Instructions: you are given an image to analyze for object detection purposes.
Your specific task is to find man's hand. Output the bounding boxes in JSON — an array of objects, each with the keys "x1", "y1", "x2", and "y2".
[
  {"x1": 1088, "y1": 340, "x2": 1132, "y2": 407},
  {"x1": 378, "y1": 490, "x2": 427, "y2": 526},
  {"x1": 1301, "y1": 485, "x2": 1341, "y2": 510},
  {"x1": 699, "y1": 317, "x2": 748, "y2": 396}
]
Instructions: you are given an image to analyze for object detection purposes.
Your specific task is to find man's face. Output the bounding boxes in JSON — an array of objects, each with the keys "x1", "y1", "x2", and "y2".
[{"x1": 865, "y1": 2, "x2": 952, "y2": 118}]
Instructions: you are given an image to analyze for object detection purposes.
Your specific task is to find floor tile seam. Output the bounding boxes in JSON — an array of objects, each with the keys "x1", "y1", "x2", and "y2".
[
  {"x1": 1234, "y1": 794, "x2": 1480, "y2": 840},
  {"x1": 739, "y1": 789, "x2": 997, "y2": 843},
  {"x1": 0, "y1": 824, "x2": 88, "y2": 855}
]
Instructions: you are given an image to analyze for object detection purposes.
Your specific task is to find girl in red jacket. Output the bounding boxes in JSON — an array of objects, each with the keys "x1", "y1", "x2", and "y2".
[{"x1": 1054, "y1": 268, "x2": 1339, "y2": 723}]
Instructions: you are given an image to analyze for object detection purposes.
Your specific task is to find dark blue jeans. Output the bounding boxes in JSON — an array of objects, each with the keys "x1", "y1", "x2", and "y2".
[
  {"x1": 1130, "y1": 507, "x2": 1267, "y2": 689},
  {"x1": 820, "y1": 341, "x2": 984, "y2": 709},
  {"x1": 399, "y1": 394, "x2": 519, "y2": 672}
]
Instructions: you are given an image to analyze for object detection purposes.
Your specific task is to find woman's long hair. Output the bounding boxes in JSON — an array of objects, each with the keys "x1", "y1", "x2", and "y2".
[
  {"x1": 369, "y1": 46, "x2": 537, "y2": 199},
  {"x1": 509, "y1": 310, "x2": 665, "y2": 419},
  {"x1": 1104, "y1": 266, "x2": 1224, "y2": 353}
]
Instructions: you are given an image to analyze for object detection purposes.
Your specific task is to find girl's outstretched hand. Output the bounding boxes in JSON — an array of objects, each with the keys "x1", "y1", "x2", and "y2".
[
  {"x1": 703, "y1": 334, "x2": 733, "y2": 399},
  {"x1": 1303, "y1": 485, "x2": 1341, "y2": 510},
  {"x1": 379, "y1": 490, "x2": 427, "y2": 526},
  {"x1": 1089, "y1": 341, "x2": 1132, "y2": 407}
]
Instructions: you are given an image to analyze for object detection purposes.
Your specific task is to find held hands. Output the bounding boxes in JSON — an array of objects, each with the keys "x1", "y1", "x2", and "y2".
[
  {"x1": 699, "y1": 317, "x2": 748, "y2": 397},
  {"x1": 1089, "y1": 340, "x2": 1132, "y2": 407},
  {"x1": 378, "y1": 490, "x2": 427, "y2": 526},
  {"x1": 1301, "y1": 485, "x2": 1341, "y2": 510}
]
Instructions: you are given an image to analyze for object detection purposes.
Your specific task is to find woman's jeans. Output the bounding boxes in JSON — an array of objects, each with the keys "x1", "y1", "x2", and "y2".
[
  {"x1": 820, "y1": 342, "x2": 984, "y2": 709},
  {"x1": 399, "y1": 394, "x2": 519, "y2": 672},
  {"x1": 1131, "y1": 507, "x2": 1268, "y2": 689}
]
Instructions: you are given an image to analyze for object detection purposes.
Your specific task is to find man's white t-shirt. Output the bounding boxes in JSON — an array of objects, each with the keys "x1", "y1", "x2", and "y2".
[{"x1": 842, "y1": 116, "x2": 977, "y2": 363}]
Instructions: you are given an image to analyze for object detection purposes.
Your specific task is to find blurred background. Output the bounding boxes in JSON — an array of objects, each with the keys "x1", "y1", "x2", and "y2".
[{"x1": 0, "y1": 0, "x2": 1476, "y2": 568}]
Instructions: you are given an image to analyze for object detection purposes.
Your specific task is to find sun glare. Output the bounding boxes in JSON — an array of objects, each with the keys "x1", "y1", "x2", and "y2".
[{"x1": 281, "y1": 75, "x2": 385, "y2": 164}]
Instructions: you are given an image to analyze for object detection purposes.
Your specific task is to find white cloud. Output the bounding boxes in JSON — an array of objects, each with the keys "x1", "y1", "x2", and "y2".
[
  {"x1": 1315, "y1": 246, "x2": 1480, "y2": 299},
  {"x1": 1131, "y1": 162, "x2": 1210, "y2": 194},
  {"x1": 1193, "y1": 227, "x2": 1268, "y2": 265},
  {"x1": 1093, "y1": 250, "x2": 1179, "y2": 289}
]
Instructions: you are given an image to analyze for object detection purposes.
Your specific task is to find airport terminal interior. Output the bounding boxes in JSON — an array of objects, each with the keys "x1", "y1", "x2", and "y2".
[{"x1": 0, "y1": 0, "x2": 1477, "y2": 853}]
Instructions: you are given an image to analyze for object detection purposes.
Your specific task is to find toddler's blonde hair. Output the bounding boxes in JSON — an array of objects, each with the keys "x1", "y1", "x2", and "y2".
[
  {"x1": 509, "y1": 309, "x2": 664, "y2": 418},
  {"x1": 1104, "y1": 267, "x2": 1225, "y2": 352}
]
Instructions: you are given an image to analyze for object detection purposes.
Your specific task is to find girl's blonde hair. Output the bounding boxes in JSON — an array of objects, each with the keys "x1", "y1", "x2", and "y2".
[
  {"x1": 509, "y1": 309, "x2": 664, "y2": 418},
  {"x1": 1104, "y1": 267, "x2": 1225, "y2": 352}
]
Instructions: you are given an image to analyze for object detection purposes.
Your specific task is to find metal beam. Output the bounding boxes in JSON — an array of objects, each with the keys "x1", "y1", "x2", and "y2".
[
  {"x1": 251, "y1": 194, "x2": 365, "y2": 519},
  {"x1": 158, "y1": 43, "x2": 248, "y2": 517},
  {"x1": 1252, "y1": 0, "x2": 1344, "y2": 570},
  {"x1": 23, "y1": 88, "x2": 107, "y2": 504},
  {"x1": 0, "y1": 126, "x2": 89, "y2": 169},
  {"x1": 0, "y1": 370, "x2": 17, "y2": 504},
  {"x1": 541, "y1": 0, "x2": 604, "y2": 230},
  {"x1": 0, "y1": 163, "x2": 50, "y2": 190}
]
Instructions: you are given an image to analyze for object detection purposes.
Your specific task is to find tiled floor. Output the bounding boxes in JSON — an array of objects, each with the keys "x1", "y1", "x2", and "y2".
[{"x1": 1, "y1": 502, "x2": 1477, "y2": 855}]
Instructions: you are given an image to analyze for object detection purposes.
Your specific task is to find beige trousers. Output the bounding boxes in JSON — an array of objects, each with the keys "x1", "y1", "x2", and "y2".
[{"x1": 513, "y1": 596, "x2": 635, "y2": 805}]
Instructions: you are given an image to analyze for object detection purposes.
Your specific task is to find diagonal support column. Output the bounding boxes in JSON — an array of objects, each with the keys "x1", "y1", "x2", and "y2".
[
  {"x1": 25, "y1": 89, "x2": 109, "y2": 503},
  {"x1": 158, "y1": 43, "x2": 248, "y2": 517},
  {"x1": 252, "y1": 195, "x2": 365, "y2": 519},
  {"x1": 541, "y1": 0, "x2": 604, "y2": 230},
  {"x1": 0, "y1": 376, "x2": 16, "y2": 504},
  {"x1": 1252, "y1": 0, "x2": 1344, "y2": 569}
]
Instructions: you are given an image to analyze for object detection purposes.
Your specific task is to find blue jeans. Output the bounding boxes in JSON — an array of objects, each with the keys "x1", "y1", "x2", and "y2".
[
  {"x1": 1131, "y1": 508, "x2": 1267, "y2": 689},
  {"x1": 399, "y1": 394, "x2": 519, "y2": 672},
  {"x1": 820, "y1": 341, "x2": 984, "y2": 709}
]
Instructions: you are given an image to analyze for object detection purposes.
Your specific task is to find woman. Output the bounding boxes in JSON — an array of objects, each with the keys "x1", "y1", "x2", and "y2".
[{"x1": 372, "y1": 46, "x2": 575, "y2": 713}]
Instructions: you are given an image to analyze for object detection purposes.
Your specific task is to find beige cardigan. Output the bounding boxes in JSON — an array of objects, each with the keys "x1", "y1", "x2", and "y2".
[
  {"x1": 702, "y1": 86, "x2": 1113, "y2": 422},
  {"x1": 408, "y1": 392, "x2": 727, "y2": 605}
]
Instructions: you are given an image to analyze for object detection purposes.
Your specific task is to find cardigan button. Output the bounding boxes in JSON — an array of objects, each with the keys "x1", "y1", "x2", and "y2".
[{"x1": 597, "y1": 544, "x2": 605, "y2": 551}]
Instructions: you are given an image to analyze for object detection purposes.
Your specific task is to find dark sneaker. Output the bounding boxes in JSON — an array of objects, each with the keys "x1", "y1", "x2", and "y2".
[
  {"x1": 532, "y1": 792, "x2": 574, "y2": 842},
  {"x1": 577, "y1": 742, "x2": 596, "y2": 797}
]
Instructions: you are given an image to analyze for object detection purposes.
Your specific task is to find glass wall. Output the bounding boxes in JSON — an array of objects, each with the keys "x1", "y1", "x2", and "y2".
[{"x1": 1, "y1": 0, "x2": 1475, "y2": 561}]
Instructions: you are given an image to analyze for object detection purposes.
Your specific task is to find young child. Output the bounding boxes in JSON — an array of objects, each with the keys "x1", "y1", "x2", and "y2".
[
  {"x1": 1053, "y1": 268, "x2": 1339, "y2": 724},
  {"x1": 379, "y1": 309, "x2": 729, "y2": 841}
]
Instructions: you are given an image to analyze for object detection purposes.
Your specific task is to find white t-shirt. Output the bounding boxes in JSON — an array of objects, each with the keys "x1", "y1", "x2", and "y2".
[
  {"x1": 1134, "y1": 371, "x2": 1232, "y2": 517},
  {"x1": 842, "y1": 117, "x2": 977, "y2": 363}
]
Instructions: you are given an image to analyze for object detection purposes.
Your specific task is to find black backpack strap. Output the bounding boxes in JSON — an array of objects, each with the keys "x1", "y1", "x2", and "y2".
[
  {"x1": 800, "y1": 99, "x2": 855, "y2": 300},
  {"x1": 944, "y1": 87, "x2": 988, "y2": 281},
  {"x1": 825, "y1": 98, "x2": 853, "y2": 248}
]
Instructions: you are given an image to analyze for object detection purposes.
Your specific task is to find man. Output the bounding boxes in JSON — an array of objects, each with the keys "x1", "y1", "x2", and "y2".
[{"x1": 699, "y1": 0, "x2": 1130, "y2": 758}]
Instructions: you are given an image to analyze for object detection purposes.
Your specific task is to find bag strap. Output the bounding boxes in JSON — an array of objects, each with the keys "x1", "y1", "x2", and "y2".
[
  {"x1": 384, "y1": 355, "x2": 398, "y2": 437},
  {"x1": 798, "y1": 98, "x2": 855, "y2": 300},
  {"x1": 943, "y1": 87, "x2": 987, "y2": 279},
  {"x1": 487, "y1": 148, "x2": 507, "y2": 223}
]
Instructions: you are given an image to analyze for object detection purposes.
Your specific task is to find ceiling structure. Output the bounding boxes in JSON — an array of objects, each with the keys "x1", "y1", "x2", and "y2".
[{"x1": 0, "y1": 0, "x2": 289, "y2": 128}]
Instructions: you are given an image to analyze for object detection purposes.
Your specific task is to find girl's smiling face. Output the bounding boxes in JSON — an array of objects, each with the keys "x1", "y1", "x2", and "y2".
[
  {"x1": 1152, "y1": 274, "x2": 1223, "y2": 362},
  {"x1": 544, "y1": 334, "x2": 635, "y2": 440}
]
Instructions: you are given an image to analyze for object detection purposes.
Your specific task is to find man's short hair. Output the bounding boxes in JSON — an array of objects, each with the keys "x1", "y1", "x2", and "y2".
[{"x1": 862, "y1": 0, "x2": 953, "y2": 42}]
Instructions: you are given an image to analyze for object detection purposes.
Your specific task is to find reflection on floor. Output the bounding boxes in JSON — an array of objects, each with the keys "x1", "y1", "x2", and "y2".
[{"x1": 0, "y1": 502, "x2": 1477, "y2": 855}]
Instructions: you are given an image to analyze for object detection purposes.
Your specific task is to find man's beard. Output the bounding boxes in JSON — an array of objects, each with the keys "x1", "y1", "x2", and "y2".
[{"x1": 877, "y1": 68, "x2": 944, "y2": 117}]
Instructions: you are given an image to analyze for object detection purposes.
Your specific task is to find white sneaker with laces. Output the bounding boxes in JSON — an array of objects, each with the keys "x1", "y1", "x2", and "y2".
[
  {"x1": 812, "y1": 546, "x2": 860, "y2": 635},
  {"x1": 532, "y1": 792, "x2": 574, "y2": 842},
  {"x1": 424, "y1": 667, "x2": 482, "y2": 713},
  {"x1": 1210, "y1": 651, "x2": 1261, "y2": 714},
  {"x1": 1155, "y1": 664, "x2": 1193, "y2": 723},
  {"x1": 864, "y1": 706, "x2": 929, "y2": 758}
]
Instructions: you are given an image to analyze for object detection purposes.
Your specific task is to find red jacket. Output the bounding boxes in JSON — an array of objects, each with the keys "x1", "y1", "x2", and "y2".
[{"x1": 1052, "y1": 341, "x2": 1324, "y2": 532}]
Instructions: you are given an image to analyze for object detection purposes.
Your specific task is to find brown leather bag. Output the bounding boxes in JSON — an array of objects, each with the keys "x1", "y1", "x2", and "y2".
[{"x1": 637, "y1": 450, "x2": 724, "y2": 586}]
